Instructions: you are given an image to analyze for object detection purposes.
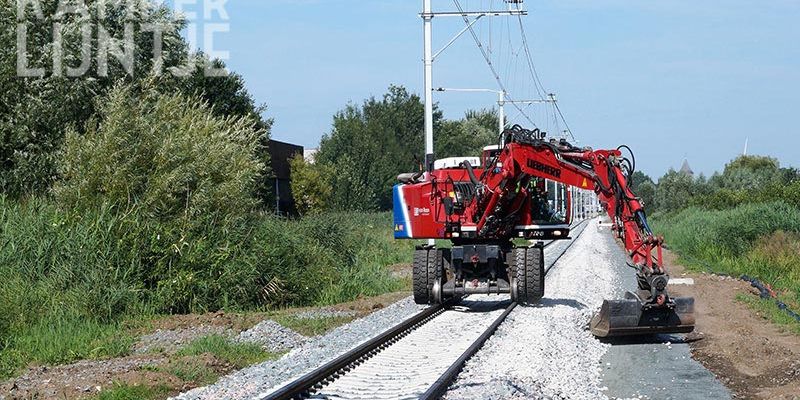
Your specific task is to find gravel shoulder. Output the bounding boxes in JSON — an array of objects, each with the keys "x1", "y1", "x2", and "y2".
[
  {"x1": 446, "y1": 220, "x2": 732, "y2": 400},
  {"x1": 171, "y1": 297, "x2": 427, "y2": 400},
  {"x1": 445, "y1": 218, "x2": 620, "y2": 399}
]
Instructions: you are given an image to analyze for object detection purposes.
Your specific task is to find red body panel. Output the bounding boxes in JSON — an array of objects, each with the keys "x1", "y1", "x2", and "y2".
[{"x1": 394, "y1": 134, "x2": 663, "y2": 275}]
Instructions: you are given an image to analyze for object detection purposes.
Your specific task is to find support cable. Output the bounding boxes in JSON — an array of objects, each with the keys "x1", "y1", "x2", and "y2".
[
  {"x1": 514, "y1": 7, "x2": 577, "y2": 141},
  {"x1": 453, "y1": 0, "x2": 538, "y2": 128}
]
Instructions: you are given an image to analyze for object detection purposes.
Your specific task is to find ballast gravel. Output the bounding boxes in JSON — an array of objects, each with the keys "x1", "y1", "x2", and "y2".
[
  {"x1": 134, "y1": 325, "x2": 233, "y2": 354},
  {"x1": 293, "y1": 308, "x2": 358, "y2": 320},
  {"x1": 174, "y1": 218, "x2": 625, "y2": 400},
  {"x1": 445, "y1": 218, "x2": 621, "y2": 400},
  {"x1": 235, "y1": 320, "x2": 308, "y2": 353},
  {"x1": 171, "y1": 298, "x2": 426, "y2": 400},
  {"x1": 315, "y1": 296, "x2": 507, "y2": 400}
]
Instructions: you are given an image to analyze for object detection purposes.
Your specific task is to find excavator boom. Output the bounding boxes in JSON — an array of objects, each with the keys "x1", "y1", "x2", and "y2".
[{"x1": 393, "y1": 125, "x2": 695, "y2": 337}]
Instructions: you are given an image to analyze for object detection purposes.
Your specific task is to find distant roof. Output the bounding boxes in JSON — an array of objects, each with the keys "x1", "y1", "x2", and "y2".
[
  {"x1": 679, "y1": 159, "x2": 694, "y2": 176},
  {"x1": 304, "y1": 149, "x2": 318, "y2": 163},
  {"x1": 268, "y1": 139, "x2": 304, "y2": 180},
  {"x1": 269, "y1": 139, "x2": 303, "y2": 149}
]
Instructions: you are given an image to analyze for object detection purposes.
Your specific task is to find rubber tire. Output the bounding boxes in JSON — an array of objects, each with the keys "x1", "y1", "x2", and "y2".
[
  {"x1": 515, "y1": 246, "x2": 545, "y2": 305},
  {"x1": 412, "y1": 249, "x2": 432, "y2": 305}
]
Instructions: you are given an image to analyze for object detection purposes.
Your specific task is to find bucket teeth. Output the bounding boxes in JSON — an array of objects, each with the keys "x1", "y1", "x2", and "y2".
[{"x1": 590, "y1": 292, "x2": 695, "y2": 338}]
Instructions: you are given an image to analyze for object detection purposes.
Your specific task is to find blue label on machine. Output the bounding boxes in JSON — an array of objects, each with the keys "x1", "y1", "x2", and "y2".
[{"x1": 392, "y1": 185, "x2": 411, "y2": 239}]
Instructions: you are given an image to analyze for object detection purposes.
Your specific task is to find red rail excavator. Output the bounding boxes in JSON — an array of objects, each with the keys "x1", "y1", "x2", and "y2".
[{"x1": 392, "y1": 125, "x2": 695, "y2": 337}]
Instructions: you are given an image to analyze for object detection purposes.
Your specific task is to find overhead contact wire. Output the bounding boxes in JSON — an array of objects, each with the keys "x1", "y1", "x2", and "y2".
[{"x1": 452, "y1": 0, "x2": 538, "y2": 129}]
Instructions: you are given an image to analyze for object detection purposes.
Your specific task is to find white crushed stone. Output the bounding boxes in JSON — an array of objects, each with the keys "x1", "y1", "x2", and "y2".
[
  {"x1": 171, "y1": 298, "x2": 426, "y2": 400},
  {"x1": 173, "y1": 218, "x2": 622, "y2": 400},
  {"x1": 314, "y1": 296, "x2": 506, "y2": 400},
  {"x1": 235, "y1": 320, "x2": 308, "y2": 353},
  {"x1": 445, "y1": 218, "x2": 621, "y2": 400},
  {"x1": 134, "y1": 325, "x2": 233, "y2": 354},
  {"x1": 293, "y1": 308, "x2": 357, "y2": 320}
]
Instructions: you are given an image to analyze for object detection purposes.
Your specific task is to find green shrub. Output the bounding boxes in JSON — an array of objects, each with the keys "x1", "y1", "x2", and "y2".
[
  {"x1": 745, "y1": 231, "x2": 800, "y2": 300},
  {"x1": 57, "y1": 85, "x2": 264, "y2": 225},
  {"x1": 654, "y1": 202, "x2": 800, "y2": 259},
  {"x1": 690, "y1": 181, "x2": 800, "y2": 211},
  {"x1": 54, "y1": 85, "x2": 266, "y2": 313},
  {"x1": 0, "y1": 192, "x2": 409, "y2": 377},
  {"x1": 653, "y1": 201, "x2": 800, "y2": 307},
  {"x1": 290, "y1": 154, "x2": 332, "y2": 215},
  {"x1": 246, "y1": 212, "x2": 410, "y2": 307}
]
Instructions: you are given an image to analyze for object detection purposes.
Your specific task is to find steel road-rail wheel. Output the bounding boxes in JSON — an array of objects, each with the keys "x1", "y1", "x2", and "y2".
[
  {"x1": 509, "y1": 248, "x2": 520, "y2": 302},
  {"x1": 433, "y1": 248, "x2": 449, "y2": 304}
]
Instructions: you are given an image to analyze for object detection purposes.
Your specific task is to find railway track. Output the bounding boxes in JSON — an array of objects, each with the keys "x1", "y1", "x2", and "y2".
[{"x1": 261, "y1": 219, "x2": 594, "y2": 400}]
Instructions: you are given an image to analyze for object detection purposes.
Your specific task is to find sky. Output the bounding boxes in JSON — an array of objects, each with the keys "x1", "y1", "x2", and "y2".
[{"x1": 188, "y1": 0, "x2": 800, "y2": 178}]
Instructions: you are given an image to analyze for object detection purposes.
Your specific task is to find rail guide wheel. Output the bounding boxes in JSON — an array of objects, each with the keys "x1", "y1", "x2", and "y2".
[
  {"x1": 412, "y1": 247, "x2": 448, "y2": 305},
  {"x1": 512, "y1": 244, "x2": 545, "y2": 305}
]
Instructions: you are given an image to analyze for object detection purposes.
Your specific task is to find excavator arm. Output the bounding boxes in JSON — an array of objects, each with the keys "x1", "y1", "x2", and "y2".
[
  {"x1": 393, "y1": 124, "x2": 695, "y2": 337},
  {"x1": 489, "y1": 125, "x2": 695, "y2": 336}
]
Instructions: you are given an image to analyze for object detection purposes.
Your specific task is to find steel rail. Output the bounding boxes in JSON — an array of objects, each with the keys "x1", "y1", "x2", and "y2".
[
  {"x1": 419, "y1": 218, "x2": 592, "y2": 399},
  {"x1": 260, "y1": 304, "x2": 446, "y2": 400},
  {"x1": 545, "y1": 218, "x2": 592, "y2": 274},
  {"x1": 419, "y1": 301, "x2": 517, "y2": 400},
  {"x1": 263, "y1": 218, "x2": 594, "y2": 400}
]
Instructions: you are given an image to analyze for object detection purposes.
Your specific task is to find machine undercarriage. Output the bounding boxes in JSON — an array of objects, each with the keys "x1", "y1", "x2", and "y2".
[{"x1": 412, "y1": 241, "x2": 545, "y2": 306}]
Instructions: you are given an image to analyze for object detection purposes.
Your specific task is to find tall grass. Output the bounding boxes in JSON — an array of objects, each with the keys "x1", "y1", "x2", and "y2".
[
  {"x1": 0, "y1": 196, "x2": 410, "y2": 378},
  {"x1": 93, "y1": 383, "x2": 173, "y2": 400},
  {"x1": 176, "y1": 335, "x2": 279, "y2": 369},
  {"x1": 652, "y1": 201, "x2": 800, "y2": 306}
]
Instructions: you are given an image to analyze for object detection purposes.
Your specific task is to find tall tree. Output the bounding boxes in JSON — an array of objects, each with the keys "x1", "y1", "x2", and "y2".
[
  {"x1": 435, "y1": 109, "x2": 499, "y2": 159},
  {"x1": 629, "y1": 171, "x2": 654, "y2": 189},
  {"x1": 713, "y1": 155, "x2": 783, "y2": 191},
  {"x1": 655, "y1": 169, "x2": 700, "y2": 213},
  {"x1": 0, "y1": 0, "x2": 271, "y2": 198},
  {"x1": 627, "y1": 171, "x2": 656, "y2": 210},
  {"x1": 317, "y1": 86, "x2": 441, "y2": 210}
]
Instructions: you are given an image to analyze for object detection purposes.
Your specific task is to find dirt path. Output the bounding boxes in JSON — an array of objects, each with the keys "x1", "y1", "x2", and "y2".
[{"x1": 665, "y1": 251, "x2": 800, "y2": 399}]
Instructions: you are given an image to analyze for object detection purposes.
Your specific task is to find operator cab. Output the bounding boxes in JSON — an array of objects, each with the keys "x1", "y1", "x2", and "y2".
[
  {"x1": 482, "y1": 145, "x2": 501, "y2": 168},
  {"x1": 481, "y1": 145, "x2": 570, "y2": 232},
  {"x1": 416, "y1": 151, "x2": 571, "y2": 241},
  {"x1": 532, "y1": 178, "x2": 571, "y2": 224},
  {"x1": 514, "y1": 177, "x2": 571, "y2": 240}
]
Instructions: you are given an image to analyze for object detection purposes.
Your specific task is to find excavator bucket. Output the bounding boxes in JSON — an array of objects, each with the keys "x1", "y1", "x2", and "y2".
[{"x1": 590, "y1": 292, "x2": 695, "y2": 338}]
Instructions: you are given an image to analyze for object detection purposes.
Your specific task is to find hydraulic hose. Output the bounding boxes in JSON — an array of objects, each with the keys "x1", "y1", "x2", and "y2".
[
  {"x1": 460, "y1": 160, "x2": 482, "y2": 186},
  {"x1": 636, "y1": 210, "x2": 654, "y2": 236},
  {"x1": 617, "y1": 145, "x2": 636, "y2": 176}
]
